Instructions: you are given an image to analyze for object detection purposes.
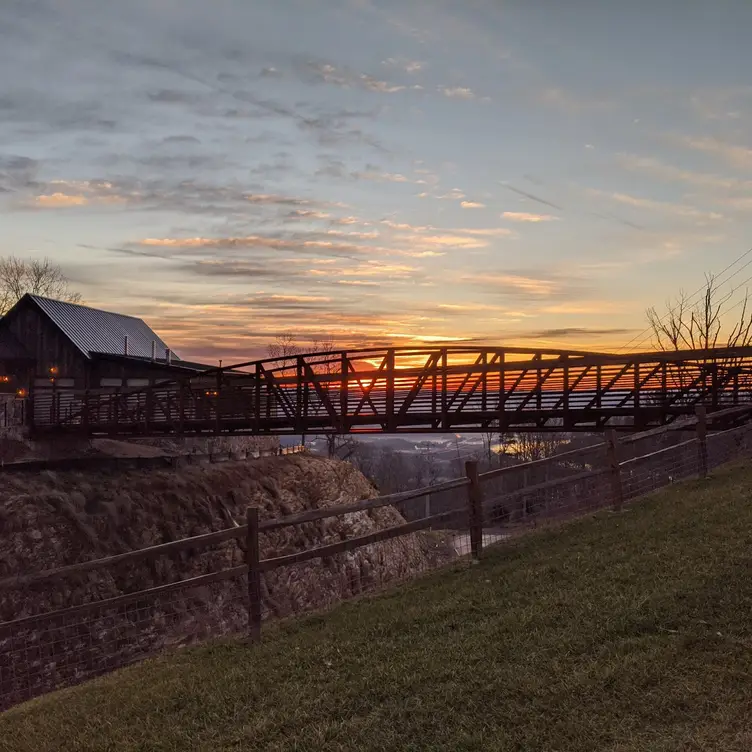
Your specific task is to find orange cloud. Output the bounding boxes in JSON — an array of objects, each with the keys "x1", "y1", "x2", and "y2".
[
  {"x1": 399, "y1": 233, "x2": 489, "y2": 249},
  {"x1": 34, "y1": 193, "x2": 89, "y2": 207},
  {"x1": 468, "y1": 273, "x2": 559, "y2": 296},
  {"x1": 461, "y1": 200, "x2": 486, "y2": 209},
  {"x1": 502, "y1": 211, "x2": 559, "y2": 223}
]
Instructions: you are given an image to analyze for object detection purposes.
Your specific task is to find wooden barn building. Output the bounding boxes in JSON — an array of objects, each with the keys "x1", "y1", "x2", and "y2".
[{"x1": 0, "y1": 294, "x2": 211, "y2": 400}]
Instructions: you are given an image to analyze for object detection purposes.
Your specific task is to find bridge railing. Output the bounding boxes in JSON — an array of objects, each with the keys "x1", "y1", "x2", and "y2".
[
  {"x1": 3, "y1": 406, "x2": 752, "y2": 709},
  {"x1": 25, "y1": 344, "x2": 752, "y2": 436}
]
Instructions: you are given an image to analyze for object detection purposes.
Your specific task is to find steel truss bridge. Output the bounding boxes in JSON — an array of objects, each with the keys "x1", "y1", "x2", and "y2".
[{"x1": 29, "y1": 345, "x2": 752, "y2": 437}]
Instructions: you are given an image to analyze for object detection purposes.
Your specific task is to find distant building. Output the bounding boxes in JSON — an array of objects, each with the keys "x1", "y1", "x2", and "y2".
[{"x1": 0, "y1": 294, "x2": 212, "y2": 398}]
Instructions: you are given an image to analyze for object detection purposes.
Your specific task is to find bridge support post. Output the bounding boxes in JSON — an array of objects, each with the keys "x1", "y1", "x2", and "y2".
[
  {"x1": 465, "y1": 460, "x2": 484, "y2": 562},
  {"x1": 246, "y1": 506, "x2": 263, "y2": 642},
  {"x1": 605, "y1": 430, "x2": 623, "y2": 512},
  {"x1": 695, "y1": 405, "x2": 708, "y2": 478}
]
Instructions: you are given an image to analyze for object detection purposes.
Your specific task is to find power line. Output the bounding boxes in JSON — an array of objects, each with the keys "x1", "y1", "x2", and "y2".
[{"x1": 616, "y1": 245, "x2": 752, "y2": 352}]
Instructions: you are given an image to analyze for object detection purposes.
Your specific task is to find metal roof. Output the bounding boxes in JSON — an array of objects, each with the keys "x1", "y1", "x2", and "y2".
[{"x1": 28, "y1": 295, "x2": 180, "y2": 361}]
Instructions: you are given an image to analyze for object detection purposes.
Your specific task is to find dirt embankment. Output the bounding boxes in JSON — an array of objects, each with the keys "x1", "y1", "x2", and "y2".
[
  {"x1": 0, "y1": 455, "x2": 454, "y2": 623},
  {"x1": 0, "y1": 455, "x2": 455, "y2": 707}
]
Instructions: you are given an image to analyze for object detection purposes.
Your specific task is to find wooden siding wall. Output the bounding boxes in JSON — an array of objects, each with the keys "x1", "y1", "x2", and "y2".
[{"x1": 3, "y1": 302, "x2": 88, "y2": 385}]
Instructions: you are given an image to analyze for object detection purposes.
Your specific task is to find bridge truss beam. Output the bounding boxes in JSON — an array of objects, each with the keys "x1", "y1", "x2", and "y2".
[{"x1": 28, "y1": 345, "x2": 752, "y2": 437}]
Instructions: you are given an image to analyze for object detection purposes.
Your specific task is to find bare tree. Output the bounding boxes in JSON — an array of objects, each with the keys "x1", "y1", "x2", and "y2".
[
  {"x1": 371, "y1": 448, "x2": 412, "y2": 494},
  {"x1": 308, "y1": 337, "x2": 361, "y2": 459},
  {"x1": 266, "y1": 333, "x2": 301, "y2": 366},
  {"x1": 513, "y1": 432, "x2": 567, "y2": 463},
  {"x1": 412, "y1": 441, "x2": 442, "y2": 487},
  {"x1": 646, "y1": 274, "x2": 752, "y2": 401},
  {"x1": 0, "y1": 256, "x2": 82, "y2": 315},
  {"x1": 480, "y1": 421, "x2": 517, "y2": 471},
  {"x1": 266, "y1": 334, "x2": 357, "y2": 459},
  {"x1": 646, "y1": 274, "x2": 752, "y2": 352}
]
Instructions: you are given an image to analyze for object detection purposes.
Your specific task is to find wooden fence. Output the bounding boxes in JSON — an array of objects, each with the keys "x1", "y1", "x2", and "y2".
[{"x1": 1, "y1": 404, "x2": 751, "y2": 709}]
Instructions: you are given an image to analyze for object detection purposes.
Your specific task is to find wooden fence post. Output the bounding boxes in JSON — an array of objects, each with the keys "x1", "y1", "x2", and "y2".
[
  {"x1": 696, "y1": 405, "x2": 708, "y2": 478},
  {"x1": 246, "y1": 507, "x2": 262, "y2": 641},
  {"x1": 605, "y1": 430, "x2": 623, "y2": 512},
  {"x1": 465, "y1": 460, "x2": 484, "y2": 562}
]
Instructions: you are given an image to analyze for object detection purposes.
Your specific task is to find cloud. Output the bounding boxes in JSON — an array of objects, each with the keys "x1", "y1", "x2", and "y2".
[
  {"x1": 673, "y1": 134, "x2": 752, "y2": 169},
  {"x1": 477, "y1": 273, "x2": 560, "y2": 296},
  {"x1": 382, "y1": 58, "x2": 424, "y2": 74},
  {"x1": 436, "y1": 302, "x2": 526, "y2": 315},
  {"x1": 184, "y1": 260, "x2": 306, "y2": 280},
  {"x1": 162, "y1": 135, "x2": 201, "y2": 144},
  {"x1": 397, "y1": 233, "x2": 488, "y2": 250},
  {"x1": 460, "y1": 228, "x2": 514, "y2": 237},
  {"x1": 287, "y1": 209, "x2": 332, "y2": 220},
  {"x1": 33, "y1": 193, "x2": 89, "y2": 207},
  {"x1": 235, "y1": 293, "x2": 333, "y2": 311},
  {"x1": 542, "y1": 301, "x2": 630, "y2": 315},
  {"x1": 25, "y1": 181, "x2": 133, "y2": 208},
  {"x1": 353, "y1": 169, "x2": 412, "y2": 183},
  {"x1": 137, "y1": 234, "x2": 378, "y2": 258},
  {"x1": 439, "y1": 86, "x2": 477, "y2": 100},
  {"x1": 461, "y1": 200, "x2": 486, "y2": 209},
  {"x1": 502, "y1": 211, "x2": 558, "y2": 222},
  {"x1": 295, "y1": 59, "x2": 407, "y2": 94},
  {"x1": 336, "y1": 279, "x2": 379, "y2": 286},
  {"x1": 18, "y1": 179, "x2": 347, "y2": 217},
  {"x1": 146, "y1": 89, "x2": 201, "y2": 104},
  {"x1": 341, "y1": 261, "x2": 417, "y2": 279},
  {"x1": 616, "y1": 153, "x2": 752, "y2": 192},
  {"x1": 525, "y1": 327, "x2": 634, "y2": 339},
  {"x1": 245, "y1": 193, "x2": 313, "y2": 206},
  {"x1": 436, "y1": 188, "x2": 466, "y2": 200},
  {"x1": 587, "y1": 188, "x2": 724, "y2": 221},
  {"x1": 462, "y1": 268, "x2": 589, "y2": 301}
]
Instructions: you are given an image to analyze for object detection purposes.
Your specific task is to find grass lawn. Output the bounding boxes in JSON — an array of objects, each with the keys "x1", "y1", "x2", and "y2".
[{"x1": 2, "y1": 463, "x2": 752, "y2": 751}]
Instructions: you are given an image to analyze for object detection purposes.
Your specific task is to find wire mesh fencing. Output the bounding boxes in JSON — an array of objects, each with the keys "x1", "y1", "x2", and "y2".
[
  {"x1": 252, "y1": 482, "x2": 472, "y2": 625},
  {"x1": 707, "y1": 422, "x2": 752, "y2": 469},
  {"x1": 478, "y1": 441, "x2": 611, "y2": 535},
  {"x1": 482, "y1": 467, "x2": 612, "y2": 535},
  {"x1": 0, "y1": 569, "x2": 247, "y2": 711},
  {"x1": 257, "y1": 516, "x2": 465, "y2": 625},
  {"x1": 4, "y1": 414, "x2": 752, "y2": 711},
  {"x1": 620, "y1": 440, "x2": 700, "y2": 503}
]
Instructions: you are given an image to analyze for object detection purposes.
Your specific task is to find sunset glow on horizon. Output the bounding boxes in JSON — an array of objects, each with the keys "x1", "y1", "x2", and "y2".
[{"x1": 2, "y1": 1, "x2": 752, "y2": 364}]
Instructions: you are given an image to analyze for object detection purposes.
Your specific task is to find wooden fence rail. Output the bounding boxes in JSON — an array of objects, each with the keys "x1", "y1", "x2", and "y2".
[{"x1": 0, "y1": 408, "x2": 739, "y2": 649}]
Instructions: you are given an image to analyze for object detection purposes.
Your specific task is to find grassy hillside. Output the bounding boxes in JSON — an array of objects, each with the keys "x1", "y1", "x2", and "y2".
[{"x1": 3, "y1": 463, "x2": 752, "y2": 751}]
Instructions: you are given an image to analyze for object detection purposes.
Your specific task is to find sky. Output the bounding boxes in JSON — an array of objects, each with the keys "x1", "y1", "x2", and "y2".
[{"x1": 2, "y1": 0, "x2": 752, "y2": 364}]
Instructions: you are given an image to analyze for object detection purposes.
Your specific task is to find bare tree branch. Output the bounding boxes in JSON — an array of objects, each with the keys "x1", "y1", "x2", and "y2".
[
  {"x1": 646, "y1": 274, "x2": 752, "y2": 353},
  {"x1": 0, "y1": 256, "x2": 82, "y2": 315}
]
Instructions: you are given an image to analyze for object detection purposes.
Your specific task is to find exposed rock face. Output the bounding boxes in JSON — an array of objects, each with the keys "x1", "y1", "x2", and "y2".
[{"x1": 0, "y1": 456, "x2": 455, "y2": 706}]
